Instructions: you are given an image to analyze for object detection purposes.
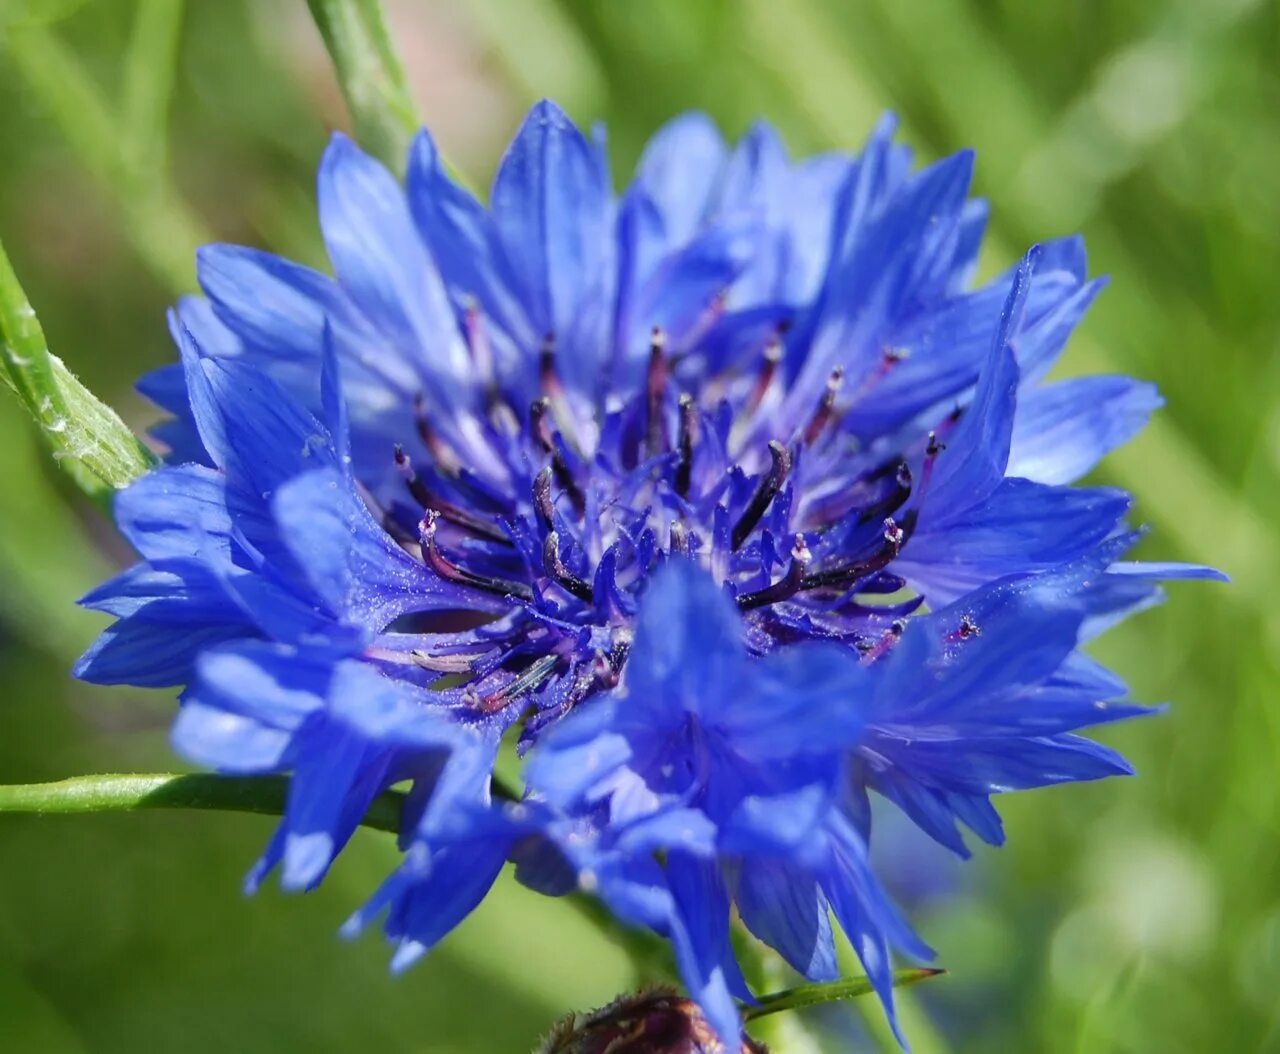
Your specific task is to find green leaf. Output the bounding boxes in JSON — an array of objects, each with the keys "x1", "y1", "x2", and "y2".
[
  {"x1": 743, "y1": 969, "x2": 946, "y2": 1022},
  {"x1": 0, "y1": 239, "x2": 157, "y2": 499},
  {"x1": 306, "y1": 0, "x2": 420, "y2": 172}
]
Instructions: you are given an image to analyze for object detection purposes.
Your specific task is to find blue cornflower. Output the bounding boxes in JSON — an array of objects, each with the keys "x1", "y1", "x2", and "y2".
[{"x1": 73, "y1": 100, "x2": 1222, "y2": 1044}]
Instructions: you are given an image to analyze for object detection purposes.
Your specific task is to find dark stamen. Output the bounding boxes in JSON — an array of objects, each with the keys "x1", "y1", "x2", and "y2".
[
  {"x1": 669, "y1": 519, "x2": 688, "y2": 554},
  {"x1": 414, "y1": 394, "x2": 462, "y2": 476},
  {"x1": 538, "y1": 332, "x2": 560, "y2": 395},
  {"x1": 802, "y1": 367, "x2": 845, "y2": 446},
  {"x1": 731, "y1": 440, "x2": 792, "y2": 551},
  {"x1": 475, "y1": 654, "x2": 560, "y2": 713},
  {"x1": 948, "y1": 614, "x2": 981, "y2": 643},
  {"x1": 799, "y1": 511, "x2": 917, "y2": 591},
  {"x1": 419, "y1": 511, "x2": 533, "y2": 601},
  {"x1": 736, "y1": 535, "x2": 812, "y2": 611},
  {"x1": 530, "y1": 398, "x2": 586, "y2": 515},
  {"x1": 463, "y1": 301, "x2": 495, "y2": 382},
  {"x1": 856, "y1": 460, "x2": 913, "y2": 525},
  {"x1": 396, "y1": 446, "x2": 511, "y2": 544},
  {"x1": 409, "y1": 650, "x2": 482, "y2": 674},
  {"x1": 646, "y1": 327, "x2": 669, "y2": 457},
  {"x1": 675, "y1": 394, "x2": 697, "y2": 498},
  {"x1": 542, "y1": 531, "x2": 594, "y2": 603},
  {"x1": 532, "y1": 466, "x2": 557, "y2": 532},
  {"x1": 744, "y1": 336, "x2": 783, "y2": 417}
]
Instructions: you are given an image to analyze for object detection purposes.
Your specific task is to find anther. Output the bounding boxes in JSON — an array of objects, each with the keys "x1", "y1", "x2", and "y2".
[
  {"x1": 948, "y1": 614, "x2": 981, "y2": 642},
  {"x1": 532, "y1": 466, "x2": 557, "y2": 532},
  {"x1": 799, "y1": 510, "x2": 918, "y2": 592},
  {"x1": 856, "y1": 460, "x2": 913, "y2": 525},
  {"x1": 883, "y1": 517, "x2": 905, "y2": 550},
  {"x1": 675, "y1": 394, "x2": 697, "y2": 498},
  {"x1": 542, "y1": 531, "x2": 594, "y2": 603},
  {"x1": 744, "y1": 336, "x2": 783, "y2": 417},
  {"x1": 926, "y1": 431, "x2": 945, "y2": 458},
  {"x1": 646, "y1": 327, "x2": 670, "y2": 457},
  {"x1": 530, "y1": 398, "x2": 586, "y2": 515},
  {"x1": 731, "y1": 440, "x2": 792, "y2": 551},
  {"x1": 419, "y1": 511, "x2": 533, "y2": 600},
  {"x1": 394, "y1": 444, "x2": 433, "y2": 508},
  {"x1": 395, "y1": 446, "x2": 510, "y2": 544},
  {"x1": 802, "y1": 367, "x2": 844, "y2": 446},
  {"x1": 669, "y1": 519, "x2": 688, "y2": 554},
  {"x1": 463, "y1": 301, "x2": 496, "y2": 382},
  {"x1": 474, "y1": 654, "x2": 560, "y2": 714},
  {"x1": 736, "y1": 534, "x2": 812, "y2": 611},
  {"x1": 409, "y1": 650, "x2": 481, "y2": 674},
  {"x1": 414, "y1": 394, "x2": 462, "y2": 476}
]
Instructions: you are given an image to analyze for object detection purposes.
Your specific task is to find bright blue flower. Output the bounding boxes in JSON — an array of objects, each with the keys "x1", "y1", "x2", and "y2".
[{"x1": 73, "y1": 100, "x2": 1223, "y2": 1046}]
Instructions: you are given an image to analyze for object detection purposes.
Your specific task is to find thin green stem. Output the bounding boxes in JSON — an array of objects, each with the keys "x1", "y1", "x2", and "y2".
[
  {"x1": 306, "y1": 0, "x2": 420, "y2": 172},
  {"x1": 744, "y1": 969, "x2": 945, "y2": 1021},
  {"x1": 121, "y1": 0, "x2": 186, "y2": 174},
  {"x1": 0, "y1": 238, "x2": 157, "y2": 501},
  {"x1": 0, "y1": 772, "x2": 669, "y2": 971},
  {"x1": 0, "y1": 772, "x2": 403, "y2": 831}
]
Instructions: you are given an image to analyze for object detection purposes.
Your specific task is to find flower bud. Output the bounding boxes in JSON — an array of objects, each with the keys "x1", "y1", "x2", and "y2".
[{"x1": 537, "y1": 987, "x2": 766, "y2": 1054}]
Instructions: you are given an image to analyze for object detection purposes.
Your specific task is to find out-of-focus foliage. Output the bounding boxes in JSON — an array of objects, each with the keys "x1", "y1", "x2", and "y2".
[{"x1": 0, "y1": 1, "x2": 1276, "y2": 1051}]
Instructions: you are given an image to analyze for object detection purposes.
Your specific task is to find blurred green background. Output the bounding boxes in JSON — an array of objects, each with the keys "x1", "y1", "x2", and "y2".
[{"x1": 1, "y1": 1, "x2": 1277, "y2": 1050}]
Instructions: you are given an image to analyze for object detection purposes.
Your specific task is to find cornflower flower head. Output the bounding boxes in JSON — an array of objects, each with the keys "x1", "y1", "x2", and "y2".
[{"x1": 75, "y1": 100, "x2": 1223, "y2": 1046}]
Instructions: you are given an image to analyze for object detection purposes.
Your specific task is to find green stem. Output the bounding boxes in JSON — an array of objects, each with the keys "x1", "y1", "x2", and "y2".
[
  {"x1": 0, "y1": 772, "x2": 403, "y2": 832},
  {"x1": 306, "y1": 0, "x2": 421, "y2": 172},
  {"x1": 0, "y1": 238, "x2": 158, "y2": 501},
  {"x1": 743, "y1": 969, "x2": 945, "y2": 1022},
  {"x1": 0, "y1": 772, "x2": 669, "y2": 971}
]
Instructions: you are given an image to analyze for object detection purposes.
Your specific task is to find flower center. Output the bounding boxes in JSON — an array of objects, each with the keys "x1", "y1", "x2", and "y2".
[{"x1": 366, "y1": 319, "x2": 942, "y2": 731}]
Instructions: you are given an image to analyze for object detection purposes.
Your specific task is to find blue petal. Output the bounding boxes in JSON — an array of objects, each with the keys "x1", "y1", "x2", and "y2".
[
  {"x1": 1008, "y1": 376, "x2": 1162, "y2": 485},
  {"x1": 113, "y1": 464, "x2": 256, "y2": 563},
  {"x1": 178, "y1": 333, "x2": 339, "y2": 496},
  {"x1": 716, "y1": 642, "x2": 869, "y2": 757},
  {"x1": 878, "y1": 733, "x2": 1134, "y2": 795},
  {"x1": 406, "y1": 128, "x2": 536, "y2": 362},
  {"x1": 490, "y1": 100, "x2": 613, "y2": 383},
  {"x1": 733, "y1": 859, "x2": 839, "y2": 981},
  {"x1": 185, "y1": 641, "x2": 328, "y2": 734},
  {"x1": 75, "y1": 561, "x2": 251, "y2": 687},
  {"x1": 171, "y1": 700, "x2": 295, "y2": 773},
  {"x1": 345, "y1": 839, "x2": 509, "y2": 965},
  {"x1": 317, "y1": 133, "x2": 472, "y2": 405},
  {"x1": 901, "y1": 478, "x2": 1130, "y2": 605},
  {"x1": 665, "y1": 853, "x2": 746, "y2": 1050},
  {"x1": 798, "y1": 148, "x2": 977, "y2": 396},
  {"x1": 820, "y1": 814, "x2": 932, "y2": 1046},
  {"x1": 271, "y1": 467, "x2": 491, "y2": 625},
  {"x1": 921, "y1": 246, "x2": 1035, "y2": 523},
  {"x1": 627, "y1": 560, "x2": 746, "y2": 725},
  {"x1": 634, "y1": 111, "x2": 726, "y2": 244},
  {"x1": 197, "y1": 244, "x2": 367, "y2": 363},
  {"x1": 524, "y1": 698, "x2": 633, "y2": 807}
]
